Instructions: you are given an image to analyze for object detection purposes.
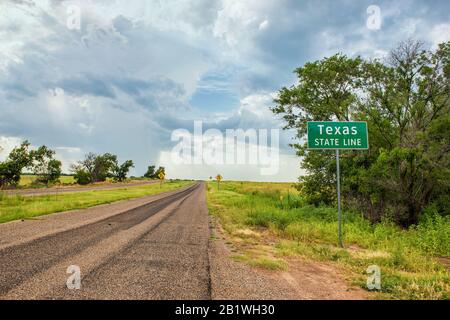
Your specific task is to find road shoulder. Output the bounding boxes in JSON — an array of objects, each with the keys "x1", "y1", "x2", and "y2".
[{"x1": 208, "y1": 215, "x2": 368, "y2": 300}]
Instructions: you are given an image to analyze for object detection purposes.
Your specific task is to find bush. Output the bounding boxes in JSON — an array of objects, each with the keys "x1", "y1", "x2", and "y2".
[
  {"x1": 73, "y1": 169, "x2": 91, "y2": 185},
  {"x1": 412, "y1": 206, "x2": 450, "y2": 256}
]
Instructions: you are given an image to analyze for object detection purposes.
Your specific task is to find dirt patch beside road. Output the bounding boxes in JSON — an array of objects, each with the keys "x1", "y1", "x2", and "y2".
[{"x1": 208, "y1": 217, "x2": 368, "y2": 300}]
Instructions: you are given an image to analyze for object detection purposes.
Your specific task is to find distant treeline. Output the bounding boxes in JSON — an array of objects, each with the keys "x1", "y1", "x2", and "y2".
[{"x1": 0, "y1": 142, "x2": 163, "y2": 188}]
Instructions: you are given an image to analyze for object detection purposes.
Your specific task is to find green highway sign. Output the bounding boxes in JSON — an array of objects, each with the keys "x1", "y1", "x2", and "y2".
[
  {"x1": 307, "y1": 121, "x2": 369, "y2": 248},
  {"x1": 307, "y1": 121, "x2": 369, "y2": 150}
]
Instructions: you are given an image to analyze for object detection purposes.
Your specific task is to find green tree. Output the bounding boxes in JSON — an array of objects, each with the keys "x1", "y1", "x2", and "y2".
[
  {"x1": 358, "y1": 41, "x2": 450, "y2": 224},
  {"x1": 72, "y1": 153, "x2": 134, "y2": 184},
  {"x1": 272, "y1": 40, "x2": 450, "y2": 226},
  {"x1": 0, "y1": 141, "x2": 33, "y2": 188},
  {"x1": 272, "y1": 53, "x2": 363, "y2": 206},
  {"x1": 46, "y1": 159, "x2": 62, "y2": 183},
  {"x1": 144, "y1": 165, "x2": 156, "y2": 178},
  {"x1": 74, "y1": 152, "x2": 117, "y2": 183},
  {"x1": 113, "y1": 160, "x2": 134, "y2": 182},
  {"x1": 71, "y1": 165, "x2": 91, "y2": 185},
  {"x1": 79, "y1": 152, "x2": 96, "y2": 182},
  {"x1": 0, "y1": 141, "x2": 63, "y2": 188},
  {"x1": 92, "y1": 153, "x2": 117, "y2": 182},
  {"x1": 143, "y1": 166, "x2": 165, "y2": 179},
  {"x1": 31, "y1": 145, "x2": 62, "y2": 185}
]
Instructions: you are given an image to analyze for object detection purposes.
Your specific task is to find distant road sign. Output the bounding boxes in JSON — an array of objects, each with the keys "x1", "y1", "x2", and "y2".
[{"x1": 307, "y1": 121, "x2": 369, "y2": 150}]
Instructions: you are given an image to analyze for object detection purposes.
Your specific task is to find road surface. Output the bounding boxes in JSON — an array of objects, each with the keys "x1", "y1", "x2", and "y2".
[
  {"x1": 0, "y1": 181, "x2": 365, "y2": 300},
  {"x1": 0, "y1": 182, "x2": 210, "y2": 299},
  {"x1": 3, "y1": 180, "x2": 159, "y2": 197}
]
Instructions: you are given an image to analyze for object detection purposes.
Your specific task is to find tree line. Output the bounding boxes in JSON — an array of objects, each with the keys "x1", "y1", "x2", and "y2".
[
  {"x1": 0, "y1": 142, "x2": 163, "y2": 188},
  {"x1": 272, "y1": 40, "x2": 449, "y2": 227}
]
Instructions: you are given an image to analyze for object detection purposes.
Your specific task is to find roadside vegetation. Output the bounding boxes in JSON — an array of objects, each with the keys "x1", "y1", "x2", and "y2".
[
  {"x1": 0, "y1": 180, "x2": 192, "y2": 224},
  {"x1": 207, "y1": 181, "x2": 450, "y2": 300},
  {"x1": 272, "y1": 40, "x2": 449, "y2": 227}
]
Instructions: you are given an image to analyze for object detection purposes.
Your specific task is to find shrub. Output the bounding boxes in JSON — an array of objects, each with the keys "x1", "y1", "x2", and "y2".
[{"x1": 73, "y1": 168, "x2": 91, "y2": 185}]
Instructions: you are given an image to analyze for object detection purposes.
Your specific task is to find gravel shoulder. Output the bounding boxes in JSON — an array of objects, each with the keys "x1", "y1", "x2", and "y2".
[{"x1": 209, "y1": 217, "x2": 368, "y2": 300}]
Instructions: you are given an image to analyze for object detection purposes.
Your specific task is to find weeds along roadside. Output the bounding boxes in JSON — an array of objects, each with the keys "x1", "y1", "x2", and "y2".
[{"x1": 206, "y1": 181, "x2": 450, "y2": 300}]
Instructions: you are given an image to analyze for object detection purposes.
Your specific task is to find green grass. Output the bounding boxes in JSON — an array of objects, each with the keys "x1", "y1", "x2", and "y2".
[
  {"x1": 231, "y1": 254, "x2": 288, "y2": 270},
  {"x1": 0, "y1": 180, "x2": 192, "y2": 223},
  {"x1": 207, "y1": 181, "x2": 450, "y2": 300},
  {"x1": 19, "y1": 175, "x2": 75, "y2": 186}
]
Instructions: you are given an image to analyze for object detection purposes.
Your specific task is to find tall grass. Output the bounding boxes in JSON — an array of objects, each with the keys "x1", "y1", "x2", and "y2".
[{"x1": 207, "y1": 181, "x2": 450, "y2": 299}]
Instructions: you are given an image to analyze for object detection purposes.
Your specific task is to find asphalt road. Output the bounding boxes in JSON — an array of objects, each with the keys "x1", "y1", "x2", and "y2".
[
  {"x1": 3, "y1": 180, "x2": 159, "y2": 197},
  {"x1": 0, "y1": 181, "x2": 365, "y2": 300},
  {"x1": 0, "y1": 182, "x2": 211, "y2": 299}
]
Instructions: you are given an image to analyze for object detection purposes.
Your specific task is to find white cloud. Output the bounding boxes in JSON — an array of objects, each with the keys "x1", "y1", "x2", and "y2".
[
  {"x1": 429, "y1": 23, "x2": 450, "y2": 49},
  {"x1": 213, "y1": 0, "x2": 275, "y2": 59},
  {"x1": 53, "y1": 147, "x2": 84, "y2": 172},
  {"x1": 258, "y1": 19, "x2": 269, "y2": 31},
  {"x1": 0, "y1": 136, "x2": 23, "y2": 161}
]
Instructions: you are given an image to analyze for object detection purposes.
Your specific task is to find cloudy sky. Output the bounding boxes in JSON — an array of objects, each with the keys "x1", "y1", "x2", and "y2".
[{"x1": 0, "y1": 0, "x2": 449, "y2": 181}]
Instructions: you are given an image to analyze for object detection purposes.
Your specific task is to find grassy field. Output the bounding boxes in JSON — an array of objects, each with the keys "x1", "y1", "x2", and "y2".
[
  {"x1": 207, "y1": 181, "x2": 450, "y2": 300},
  {"x1": 19, "y1": 175, "x2": 75, "y2": 187},
  {"x1": 17, "y1": 175, "x2": 156, "y2": 188},
  {"x1": 0, "y1": 180, "x2": 192, "y2": 224}
]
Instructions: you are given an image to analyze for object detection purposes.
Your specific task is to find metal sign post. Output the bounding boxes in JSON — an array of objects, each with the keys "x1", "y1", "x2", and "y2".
[
  {"x1": 336, "y1": 149, "x2": 343, "y2": 247},
  {"x1": 216, "y1": 174, "x2": 222, "y2": 190},
  {"x1": 307, "y1": 121, "x2": 369, "y2": 248}
]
